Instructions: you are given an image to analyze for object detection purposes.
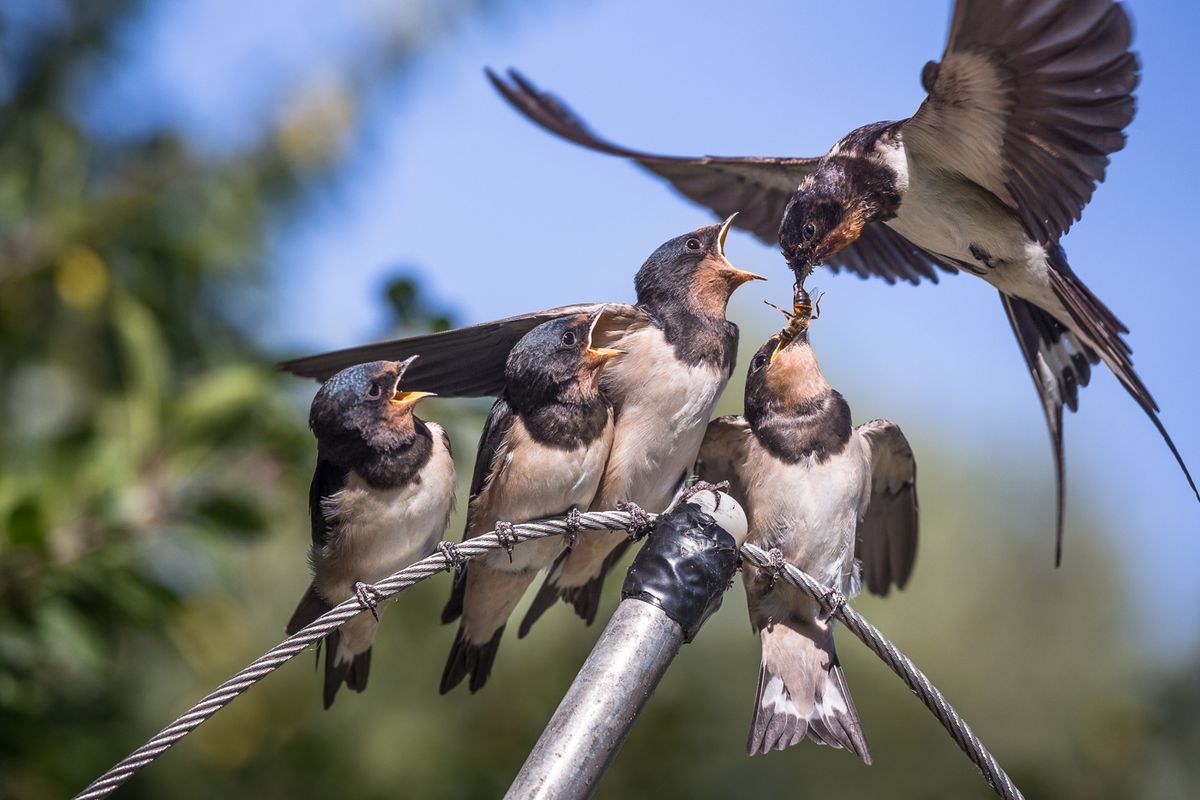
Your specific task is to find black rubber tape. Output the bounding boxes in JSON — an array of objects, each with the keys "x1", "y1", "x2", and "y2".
[{"x1": 620, "y1": 502, "x2": 740, "y2": 642}]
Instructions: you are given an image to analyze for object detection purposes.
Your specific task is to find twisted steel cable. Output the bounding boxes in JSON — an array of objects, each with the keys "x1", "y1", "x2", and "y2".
[
  {"x1": 75, "y1": 510, "x2": 1023, "y2": 800},
  {"x1": 73, "y1": 510, "x2": 635, "y2": 800}
]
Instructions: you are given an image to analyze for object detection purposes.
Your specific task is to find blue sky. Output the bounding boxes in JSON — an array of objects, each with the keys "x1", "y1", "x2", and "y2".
[{"x1": 94, "y1": 0, "x2": 1200, "y2": 653}]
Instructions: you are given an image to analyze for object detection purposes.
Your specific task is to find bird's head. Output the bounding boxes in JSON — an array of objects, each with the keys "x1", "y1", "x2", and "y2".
[
  {"x1": 634, "y1": 214, "x2": 764, "y2": 318},
  {"x1": 505, "y1": 307, "x2": 621, "y2": 410},
  {"x1": 778, "y1": 160, "x2": 871, "y2": 281},
  {"x1": 744, "y1": 285, "x2": 829, "y2": 423},
  {"x1": 309, "y1": 356, "x2": 434, "y2": 445}
]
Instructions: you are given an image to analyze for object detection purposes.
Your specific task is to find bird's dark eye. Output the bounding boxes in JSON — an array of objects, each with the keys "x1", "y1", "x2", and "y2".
[
  {"x1": 751, "y1": 354, "x2": 768, "y2": 371},
  {"x1": 802, "y1": 223, "x2": 817, "y2": 241},
  {"x1": 366, "y1": 382, "x2": 382, "y2": 399},
  {"x1": 685, "y1": 238, "x2": 702, "y2": 251},
  {"x1": 561, "y1": 330, "x2": 577, "y2": 346}
]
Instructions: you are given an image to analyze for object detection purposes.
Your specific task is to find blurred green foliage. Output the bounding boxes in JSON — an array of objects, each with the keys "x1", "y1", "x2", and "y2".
[{"x1": 1, "y1": 2, "x2": 1198, "y2": 799}]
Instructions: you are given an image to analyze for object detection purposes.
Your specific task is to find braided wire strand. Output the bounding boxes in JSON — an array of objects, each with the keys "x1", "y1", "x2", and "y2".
[
  {"x1": 74, "y1": 511, "x2": 1024, "y2": 800},
  {"x1": 73, "y1": 511, "x2": 635, "y2": 800},
  {"x1": 740, "y1": 543, "x2": 1025, "y2": 800}
]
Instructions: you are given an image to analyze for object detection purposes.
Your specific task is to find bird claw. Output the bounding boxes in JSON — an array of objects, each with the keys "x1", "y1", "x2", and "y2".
[
  {"x1": 354, "y1": 581, "x2": 384, "y2": 622},
  {"x1": 617, "y1": 500, "x2": 653, "y2": 541},
  {"x1": 563, "y1": 508, "x2": 582, "y2": 549},
  {"x1": 681, "y1": 480, "x2": 731, "y2": 508},
  {"x1": 494, "y1": 521, "x2": 517, "y2": 562},
  {"x1": 819, "y1": 588, "x2": 847, "y2": 623},
  {"x1": 766, "y1": 548, "x2": 788, "y2": 591},
  {"x1": 438, "y1": 541, "x2": 466, "y2": 571}
]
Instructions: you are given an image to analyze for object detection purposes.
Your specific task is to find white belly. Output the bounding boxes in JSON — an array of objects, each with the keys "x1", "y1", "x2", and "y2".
[{"x1": 596, "y1": 325, "x2": 729, "y2": 512}]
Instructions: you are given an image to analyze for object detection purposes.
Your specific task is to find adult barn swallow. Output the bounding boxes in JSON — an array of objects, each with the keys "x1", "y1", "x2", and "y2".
[
  {"x1": 280, "y1": 219, "x2": 763, "y2": 629},
  {"x1": 489, "y1": 0, "x2": 1198, "y2": 563},
  {"x1": 286, "y1": 357, "x2": 454, "y2": 709},
  {"x1": 698, "y1": 291, "x2": 918, "y2": 758},
  {"x1": 440, "y1": 311, "x2": 618, "y2": 693}
]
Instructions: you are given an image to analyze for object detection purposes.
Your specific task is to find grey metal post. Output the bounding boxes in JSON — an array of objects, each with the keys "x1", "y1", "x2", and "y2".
[{"x1": 505, "y1": 491, "x2": 747, "y2": 800}]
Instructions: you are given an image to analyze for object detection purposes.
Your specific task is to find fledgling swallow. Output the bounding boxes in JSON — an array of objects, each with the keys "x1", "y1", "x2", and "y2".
[
  {"x1": 697, "y1": 288, "x2": 918, "y2": 760},
  {"x1": 439, "y1": 310, "x2": 618, "y2": 693},
  {"x1": 488, "y1": 0, "x2": 1198, "y2": 563},
  {"x1": 286, "y1": 357, "x2": 455, "y2": 709},
  {"x1": 279, "y1": 219, "x2": 763, "y2": 632}
]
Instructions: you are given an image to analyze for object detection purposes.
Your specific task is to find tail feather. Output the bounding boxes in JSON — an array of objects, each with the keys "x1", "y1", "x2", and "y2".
[
  {"x1": 748, "y1": 620, "x2": 870, "y2": 763},
  {"x1": 322, "y1": 629, "x2": 371, "y2": 709},
  {"x1": 1045, "y1": 255, "x2": 1198, "y2": 502},
  {"x1": 440, "y1": 624, "x2": 505, "y2": 694}
]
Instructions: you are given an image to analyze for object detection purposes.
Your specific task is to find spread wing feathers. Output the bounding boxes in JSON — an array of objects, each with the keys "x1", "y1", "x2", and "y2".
[
  {"x1": 308, "y1": 458, "x2": 349, "y2": 550},
  {"x1": 489, "y1": 68, "x2": 951, "y2": 286},
  {"x1": 907, "y1": 0, "x2": 1138, "y2": 243},
  {"x1": 695, "y1": 415, "x2": 754, "y2": 510},
  {"x1": 854, "y1": 420, "x2": 919, "y2": 596},
  {"x1": 278, "y1": 303, "x2": 608, "y2": 393}
]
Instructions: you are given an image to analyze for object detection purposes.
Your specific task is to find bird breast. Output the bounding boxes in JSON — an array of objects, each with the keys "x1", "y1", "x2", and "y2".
[
  {"x1": 315, "y1": 424, "x2": 456, "y2": 600},
  {"x1": 596, "y1": 324, "x2": 729, "y2": 510},
  {"x1": 742, "y1": 432, "x2": 871, "y2": 591},
  {"x1": 471, "y1": 415, "x2": 613, "y2": 571}
]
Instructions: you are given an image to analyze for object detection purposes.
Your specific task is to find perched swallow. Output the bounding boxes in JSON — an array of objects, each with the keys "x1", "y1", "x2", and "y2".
[
  {"x1": 488, "y1": 0, "x2": 1198, "y2": 563},
  {"x1": 698, "y1": 289, "x2": 918, "y2": 760},
  {"x1": 280, "y1": 219, "x2": 763, "y2": 629},
  {"x1": 287, "y1": 357, "x2": 454, "y2": 709},
  {"x1": 439, "y1": 310, "x2": 619, "y2": 693}
]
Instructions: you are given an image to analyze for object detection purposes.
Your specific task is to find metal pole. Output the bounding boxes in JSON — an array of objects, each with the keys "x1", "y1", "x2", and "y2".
[
  {"x1": 504, "y1": 600, "x2": 684, "y2": 800},
  {"x1": 505, "y1": 491, "x2": 747, "y2": 800}
]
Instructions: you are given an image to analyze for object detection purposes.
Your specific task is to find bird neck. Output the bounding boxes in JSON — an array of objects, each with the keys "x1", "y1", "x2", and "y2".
[
  {"x1": 749, "y1": 389, "x2": 852, "y2": 464},
  {"x1": 517, "y1": 389, "x2": 611, "y2": 450},
  {"x1": 641, "y1": 299, "x2": 737, "y2": 370},
  {"x1": 325, "y1": 417, "x2": 434, "y2": 489}
]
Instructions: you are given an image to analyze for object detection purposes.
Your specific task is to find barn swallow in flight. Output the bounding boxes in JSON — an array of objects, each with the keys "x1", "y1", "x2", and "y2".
[
  {"x1": 488, "y1": 0, "x2": 1197, "y2": 563},
  {"x1": 280, "y1": 218, "x2": 763, "y2": 630},
  {"x1": 286, "y1": 357, "x2": 455, "y2": 708},
  {"x1": 698, "y1": 286, "x2": 918, "y2": 759},
  {"x1": 439, "y1": 310, "x2": 618, "y2": 693}
]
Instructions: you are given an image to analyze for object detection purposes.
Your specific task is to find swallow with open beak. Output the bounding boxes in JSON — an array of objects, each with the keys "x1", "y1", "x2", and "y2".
[
  {"x1": 698, "y1": 286, "x2": 918, "y2": 760},
  {"x1": 287, "y1": 357, "x2": 455, "y2": 708},
  {"x1": 488, "y1": 0, "x2": 1197, "y2": 564},
  {"x1": 440, "y1": 310, "x2": 618, "y2": 693},
  {"x1": 280, "y1": 218, "x2": 763, "y2": 632}
]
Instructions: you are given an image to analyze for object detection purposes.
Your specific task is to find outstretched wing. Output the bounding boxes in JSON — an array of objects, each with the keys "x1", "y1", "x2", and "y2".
[
  {"x1": 489, "y1": 68, "x2": 950, "y2": 286},
  {"x1": 904, "y1": 0, "x2": 1139, "y2": 243},
  {"x1": 279, "y1": 303, "x2": 614, "y2": 395},
  {"x1": 855, "y1": 419, "x2": 918, "y2": 597},
  {"x1": 695, "y1": 415, "x2": 754, "y2": 511}
]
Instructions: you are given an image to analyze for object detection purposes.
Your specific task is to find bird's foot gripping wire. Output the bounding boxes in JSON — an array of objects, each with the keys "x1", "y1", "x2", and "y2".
[
  {"x1": 494, "y1": 521, "x2": 517, "y2": 562},
  {"x1": 354, "y1": 581, "x2": 384, "y2": 622},
  {"x1": 438, "y1": 541, "x2": 466, "y2": 572},
  {"x1": 617, "y1": 501, "x2": 654, "y2": 541},
  {"x1": 766, "y1": 548, "x2": 788, "y2": 592},
  {"x1": 681, "y1": 480, "x2": 730, "y2": 508},
  {"x1": 563, "y1": 508, "x2": 582, "y2": 549},
  {"x1": 819, "y1": 588, "x2": 847, "y2": 624}
]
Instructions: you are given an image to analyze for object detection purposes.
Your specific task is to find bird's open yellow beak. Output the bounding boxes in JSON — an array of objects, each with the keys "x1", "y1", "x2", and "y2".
[
  {"x1": 717, "y1": 213, "x2": 765, "y2": 285},
  {"x1": 586, "y1": 305, "x2": 623, "y2": 360},
  {"x1": 391, "y1": 390, "x2": 436, "y2": 409}
]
